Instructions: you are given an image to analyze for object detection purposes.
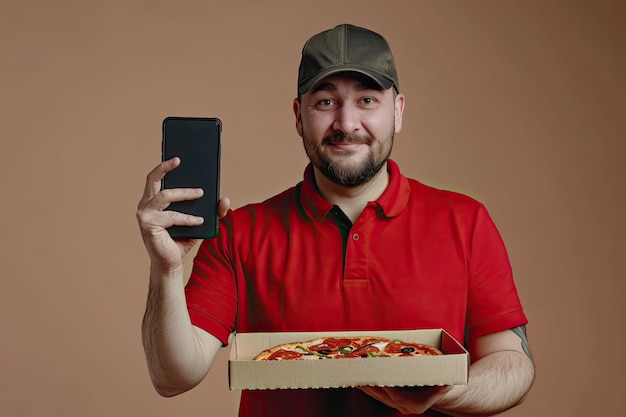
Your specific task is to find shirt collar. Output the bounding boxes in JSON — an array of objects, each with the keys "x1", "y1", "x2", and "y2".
[{"x1": 299, "y1": 159, "x2": 411, "y2": 222}]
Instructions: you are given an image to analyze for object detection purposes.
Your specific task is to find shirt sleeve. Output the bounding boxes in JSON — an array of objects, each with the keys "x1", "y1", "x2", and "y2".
[
  {"x1": 184, "y1": 214, "x2": 238, "y2": 346},
  {"x1": 465, "y1": 205, "x2": 528, "y2": 344}
]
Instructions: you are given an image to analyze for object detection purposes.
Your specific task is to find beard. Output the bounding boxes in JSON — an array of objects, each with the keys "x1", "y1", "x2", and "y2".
[{"x1": 302, "y1": 131, "x2": 394, "y2": 187}]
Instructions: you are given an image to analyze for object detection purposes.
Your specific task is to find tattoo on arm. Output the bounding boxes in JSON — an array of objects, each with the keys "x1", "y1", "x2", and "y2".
[{"x1": 510, "y1": 325, "x2": 534, "y2": 362}]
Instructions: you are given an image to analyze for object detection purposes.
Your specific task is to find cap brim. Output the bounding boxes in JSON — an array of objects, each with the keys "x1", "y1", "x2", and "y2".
[{"x1": 299, "y1": 67, "x2": 395, "y2": 94}]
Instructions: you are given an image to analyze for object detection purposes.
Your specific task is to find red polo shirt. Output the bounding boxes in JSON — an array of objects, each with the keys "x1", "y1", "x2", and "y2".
[{"x1": 185, "y1": 159, "x2": 527, "y2": 417}]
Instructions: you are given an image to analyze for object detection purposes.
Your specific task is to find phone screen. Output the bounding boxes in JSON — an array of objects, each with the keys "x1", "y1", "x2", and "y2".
[{"x1": 161, "y1": 117, "x2": 221, "y2": 239}]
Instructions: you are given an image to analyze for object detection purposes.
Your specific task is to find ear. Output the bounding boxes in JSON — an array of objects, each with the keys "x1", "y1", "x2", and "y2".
[
  {"x1": 394, "y1": 93, "x2": 405, "y2": 133},
  {"x1": 293, "y1": 98, "x2": 303, "y2": 137}
]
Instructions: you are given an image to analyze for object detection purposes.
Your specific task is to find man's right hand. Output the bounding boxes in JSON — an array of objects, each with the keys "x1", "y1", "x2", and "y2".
[{"x1": 136, "y1": 157, "x2": 230, "y2": 272}]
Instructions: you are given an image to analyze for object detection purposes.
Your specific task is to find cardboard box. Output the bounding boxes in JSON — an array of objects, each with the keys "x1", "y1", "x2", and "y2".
[{"x1": 228, "y1": 329, "x2": 468, "y2": 390}]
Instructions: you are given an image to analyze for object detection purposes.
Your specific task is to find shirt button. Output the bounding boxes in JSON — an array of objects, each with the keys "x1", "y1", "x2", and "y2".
[{"x1": 352, "y1": 233, "x2": 360, "y2": 241}]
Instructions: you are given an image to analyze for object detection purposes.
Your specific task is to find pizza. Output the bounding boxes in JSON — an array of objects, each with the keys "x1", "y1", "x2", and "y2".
[{"x1": 253, "y1": 336, "x2": 443, "y2": 360}]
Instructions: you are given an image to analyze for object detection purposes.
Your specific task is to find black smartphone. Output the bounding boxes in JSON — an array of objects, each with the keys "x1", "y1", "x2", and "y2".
[{"x1": 161, "y1": 116, "x2": 221, "y2": 239}]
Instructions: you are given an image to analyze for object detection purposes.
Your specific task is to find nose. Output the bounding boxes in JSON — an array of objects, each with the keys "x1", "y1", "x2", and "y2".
[{"x1": 332, "y1": 103, "x2": 360, "y2": 135}]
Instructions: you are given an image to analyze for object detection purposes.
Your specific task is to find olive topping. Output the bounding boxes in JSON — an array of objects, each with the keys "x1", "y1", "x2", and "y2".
[
  {"x1": 317, "y1": 349, "x2": 333, "y2": 355},
  {"x1": 400, "y1": 346, "x2": 416, "y2": 354}
]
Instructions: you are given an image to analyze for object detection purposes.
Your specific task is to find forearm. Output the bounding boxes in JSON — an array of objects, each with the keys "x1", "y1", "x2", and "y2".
[
  {"x1": 433, "y1": 350, "x2": 535, "y2": 417},
  {"x1": 141, "y1": 264, "x2": 215, "y2": 397}
]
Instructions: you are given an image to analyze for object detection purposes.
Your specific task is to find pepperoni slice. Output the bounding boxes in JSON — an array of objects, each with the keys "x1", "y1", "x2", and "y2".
[
  {"x1": 384, "y1": 341, "x2": 414, "y2": 354},
  {"x1": 323, "y1": 338, "x2": 353, "y2": 348},
  {"x1": 342, "y1": 344, "x2": 381, "y2": 358},
  {"x1": 384, "y1": 341, "x2": 441, "y2": 356},
  {"x1": 267, "y1": 349, "x2": 304, "y2": 360},
  {"x1": 308, "y1": 338, "x2": 353, "y2": 354}
]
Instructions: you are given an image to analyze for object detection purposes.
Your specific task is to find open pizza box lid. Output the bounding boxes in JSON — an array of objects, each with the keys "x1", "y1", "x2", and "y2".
[{"x1": 228, "y1": 328, "x2": 468, "y2": 390}]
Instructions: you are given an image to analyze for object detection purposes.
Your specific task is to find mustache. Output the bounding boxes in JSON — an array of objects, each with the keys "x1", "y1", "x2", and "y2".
[{"x1": 322, "y1": 133, "x2": 373, "y2": 145}]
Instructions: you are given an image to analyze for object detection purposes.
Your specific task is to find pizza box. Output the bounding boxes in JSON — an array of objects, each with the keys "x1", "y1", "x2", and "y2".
[{"x1": 228, "y1": 328, "x2": 468, "y2": 390}]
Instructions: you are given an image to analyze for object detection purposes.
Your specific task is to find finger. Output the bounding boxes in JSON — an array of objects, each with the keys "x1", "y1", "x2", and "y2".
[
  {"x1": 163, "y1": 210, "x2": 205, "y2": 228},
  {"x1": 137, "y1": 188, "x2": 203, "y2": 233},
  {"x1": 143, "y1": 188, "x2": 204, "y2": 212},
  {"x1": 378, "y1": 385, "x2": 452, "y2": 414},
  {"x1": 141, "y1": 157, "x2": 181, "y2": 201},
  {"x1": 218, "y1": 197, "x2": 231, "y2": 218},
  {"x1": 139, "y1": 207, "x2": 204, "y2": 232},
  {"x1": 383, "y1": 385, "x2": 450, "y2": 402},
  {"x1": 359, "y1": 387, "x2": 391, "y2": 403},
  {"x1": 359, "y1": 386, "x2": 397, "y2": 410}
]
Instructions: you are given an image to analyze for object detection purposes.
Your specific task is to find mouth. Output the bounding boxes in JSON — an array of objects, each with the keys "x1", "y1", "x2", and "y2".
[
  {"x1": 325, "y1": 141, "x2": 369, "y2": 157},
  {"x1": 324, "y1": 133, "x2": 372, "y2": 147},
  {"x1": 328, "y1": 142, "x2": 366, "y2": 148}
]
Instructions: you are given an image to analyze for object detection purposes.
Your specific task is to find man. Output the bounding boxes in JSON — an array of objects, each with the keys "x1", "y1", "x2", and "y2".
[{"x1": 137, "y1": 24, "x2": 534, "y2": 416}]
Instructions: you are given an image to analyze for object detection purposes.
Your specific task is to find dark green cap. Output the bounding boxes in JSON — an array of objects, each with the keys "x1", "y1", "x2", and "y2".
[{"x1": 298, "y1": 24, "x2": 399, "y2": 95}]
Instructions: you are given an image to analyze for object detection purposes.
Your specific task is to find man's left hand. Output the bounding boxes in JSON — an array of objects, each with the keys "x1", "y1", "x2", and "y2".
[{"x1": 359, "y1": 385, "x2": 452, "y2": 414}]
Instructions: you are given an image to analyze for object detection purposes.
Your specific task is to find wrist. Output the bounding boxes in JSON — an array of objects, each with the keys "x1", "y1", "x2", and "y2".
[{"x1": 149, "y1": 262, "x2": 186, "y2": 283}]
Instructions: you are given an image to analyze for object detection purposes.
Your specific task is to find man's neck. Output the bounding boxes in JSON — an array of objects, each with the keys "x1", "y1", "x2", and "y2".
[{"x1": 313, "y1": 163, "x2": 390, "y2": 223}]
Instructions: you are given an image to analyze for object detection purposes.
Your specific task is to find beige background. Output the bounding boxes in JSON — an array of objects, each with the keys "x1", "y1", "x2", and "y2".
[{"x1": 1, "y1": 0, "x2": 624, "y2": 416}]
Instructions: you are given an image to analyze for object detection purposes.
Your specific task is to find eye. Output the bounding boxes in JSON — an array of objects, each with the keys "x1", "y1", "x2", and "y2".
[
  {"x1": 360, "y1": 97, "x2": 377, "y2": 106},
  {"x1": 313, "y1": 98, "x2": 337, "y2": 110},
  {"x1": 317, "y1": 98, "x2": 334, "y2": 107}
]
